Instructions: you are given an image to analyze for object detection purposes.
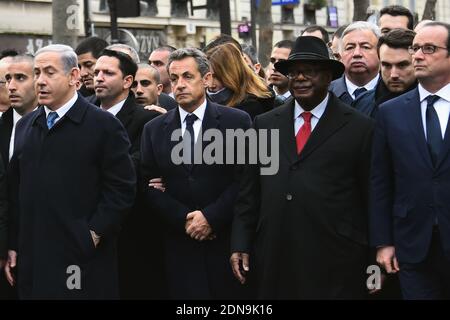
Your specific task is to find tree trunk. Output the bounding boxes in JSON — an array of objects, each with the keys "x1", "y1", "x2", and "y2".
[
  {"x1": 52, "y1": 0, "x2": 79, "y2": 48},
  {"x1": 257, "y1": 0, "x2": 273, "y2": 68},
  {"x1": 422, "y1": 0, "x2": 437, "y2": 20},
  {"x1": 353, "y1": 0, "x2": 370, "y2": 21}
]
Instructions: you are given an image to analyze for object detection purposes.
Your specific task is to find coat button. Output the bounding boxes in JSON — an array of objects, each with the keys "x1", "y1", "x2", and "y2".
[{"x1": 286, "y1": 193, "x2": 293, "y2": 201}]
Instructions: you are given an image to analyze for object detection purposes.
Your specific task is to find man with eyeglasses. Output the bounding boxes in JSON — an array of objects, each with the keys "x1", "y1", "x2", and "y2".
[
  {"x1": 231, "y1": 36, "x2": 374, "y2": 299},
  {"x1": 370, "y1": 22, "x2": 450, "y2": 299}
]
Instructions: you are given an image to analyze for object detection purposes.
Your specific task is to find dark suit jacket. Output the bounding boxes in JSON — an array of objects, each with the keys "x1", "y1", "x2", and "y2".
[
  {"x1": 115, "y1": 93, "x2": 160, "y2": 169},
  {"x1": 9, "y1": 94, "x2": 136, "y2": 299},
  {"x1": 370, "y1": 88, "x2": 450, "y2": 264},
  {"x1": 0, "y1": 153, "x2": 7, "y2": 257},
  {"x1": 0, "y1": 108, "x2": 13, "y2": 167},
  {"x1": 140, "y1": 101, "x2": 252, "y2": 299},
  {"x1": 329, "y1": 75, "x2": 354, "y2": 105},
  {"x1": 114, "y1": 93, "x2": 162, "y2": 299},
  {"x1": 158, "y1": 92, "x2": 177, "y2": 111},
  {"x1": 231, "y1": 93, "x2": 374, "y2": 299}
]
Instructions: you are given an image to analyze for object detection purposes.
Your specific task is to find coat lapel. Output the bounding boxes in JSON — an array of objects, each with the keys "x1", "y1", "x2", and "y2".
[
  {"x1": 115, "y1": 94, "x2": 135, "y2": 128},
  {"x1": 405, "y1": 89, "x2": 434, "y2": 170},
  {"x1": 297, "y1": 94, "x2": 349, "y2": 162},
  {"x1": 273, "y1": 99, "x2": 299, "y2": 166},
  {"x1": 435, "y1": 109, "x2": 450, "y2": 169}
]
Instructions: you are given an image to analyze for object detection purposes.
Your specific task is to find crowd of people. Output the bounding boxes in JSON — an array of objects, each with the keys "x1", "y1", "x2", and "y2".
[{"x1": 0, "y1": 4, "x2": 450, "y2": 300}]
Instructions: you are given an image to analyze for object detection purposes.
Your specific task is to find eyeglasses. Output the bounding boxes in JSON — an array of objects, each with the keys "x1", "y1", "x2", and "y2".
[
  {"x1": 408, "y1": 44, "x2": 448, "y2": 55},
  {"x1": 287, "y1": 68, "x2": 324, "y2": 79}
]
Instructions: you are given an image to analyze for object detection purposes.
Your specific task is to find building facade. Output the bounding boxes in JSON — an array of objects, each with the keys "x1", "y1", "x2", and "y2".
[{"x1": 0, "y1": 0, "x2": 449, "y2": 61}]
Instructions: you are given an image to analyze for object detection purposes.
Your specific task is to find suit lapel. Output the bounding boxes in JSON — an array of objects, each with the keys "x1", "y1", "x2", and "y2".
[
  {"x1": 405, "y1": 89, "x2": 434, "y2": 169},
  {"x1": 435, "y1": 110, "x2": 450, "y2": 169},
  {"x1": 297, "y1": 94, "x2": 349, "y2": 162},
  {"x1": 115, "y1": 94, "x2": 135, "y2": 128},
  {"x1": 275, "y1": 101, "x2": 299, "y2": 165}
]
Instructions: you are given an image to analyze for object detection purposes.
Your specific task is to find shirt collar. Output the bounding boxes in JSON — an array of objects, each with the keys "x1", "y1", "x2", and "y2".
[
  {"x1": 178, "y1": 98, "x2": 207, "y2": 124},
  {"x1": 294, "y1": 93, "x2": 329, "y2": 120},
  {"x1": 12, "y1": 109, "x2": 22, "y2": 126},
  {"x1": 418, "y1": 83, "x2": 450, "y2": 103},
  {"x1": 345, "y1": 74, "x2": 380, "y2": 96},
  {"x1": 44, "y1": 92, "x2": 78, "y2": 119},
  {"x1": 102, "y1": 98, "x2": 127, "y2": 116}
]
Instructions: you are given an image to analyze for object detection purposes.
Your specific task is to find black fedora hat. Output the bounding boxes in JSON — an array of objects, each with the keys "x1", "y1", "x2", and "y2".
[{"x1": 275, "y1": 36, "x2": 344, "y2": 80}]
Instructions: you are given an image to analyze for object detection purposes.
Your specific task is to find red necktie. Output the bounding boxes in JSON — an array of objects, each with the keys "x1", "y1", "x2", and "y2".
[{"x1": 296, "y1": 112, "x2": 312, "y2": 154}]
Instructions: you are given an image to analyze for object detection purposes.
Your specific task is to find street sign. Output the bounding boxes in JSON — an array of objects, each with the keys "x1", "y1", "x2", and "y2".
[
  {"x1": 256, "y1": 0, "x2": 300, "y2": 6},
  {"x1": 272, "y1": 0, "x2": 300, "y2": 5}
]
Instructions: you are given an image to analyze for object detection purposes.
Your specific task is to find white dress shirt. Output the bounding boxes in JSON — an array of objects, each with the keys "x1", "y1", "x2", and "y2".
[
  {"x1": 44, "y1": 92, "x2": 78, "y2": 122},
  {"x1": 418, "y1": 83, "x2": 450, "y2": 139},
  {"x1": 294, "y1": 93, "x2": 329, "y2": 135},
  {"x1": 9, "y1": 109, "x2": 22, "y2": 160},
  {"x1": 178, "y1": 98, "x2": 207, "y2": 143},
  {"x1": 345, "y1": 74, "x2": 380, "y2": 100},
  {"x1": 101, "y1": 98, "x2": 127, "y2": 116}
]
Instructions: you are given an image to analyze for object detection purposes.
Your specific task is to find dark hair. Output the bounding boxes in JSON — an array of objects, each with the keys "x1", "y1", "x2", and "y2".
[
  {"x1": 0, "y1": 49, "x2": 19, "y2": 60},
  {"x1": 332, "y1": 24, "x2": 348, "y2": 41},
  {"x1": 420, "y1": 21, "x2": 450, "y2": 54},
  {"x1": 302, "y1": 25, "x2": 330, "y2": 43},
  {"x1": 274, "y1": 39, "x2": 294, "y2": 50},
  {"x1": 377, "y1": 28, "x2": 416, "y2": 54},
  {"x1": 99, "y1": 49, "x2": 138, "y2": 78},
  {"x1": 241, "y1": 43, "x2": 259, "y2": 64},
  {"x1": 75, "y1": 36, "x2": 109, "y2": 59},
  {"x1": 203, "y1": 34, "x2": 243, "y2": 53},
  {"x1": 380, "y1": 5, "x2": 414, "y2": 30}
]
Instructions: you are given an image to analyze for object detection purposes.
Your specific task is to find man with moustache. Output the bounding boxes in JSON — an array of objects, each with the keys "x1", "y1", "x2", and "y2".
[
  {"x1": 330, "y1": 22, "x2": 381, "y2": 105},
  {"x1": 4, "y1": 44, "x2": 136, "y2": 299},
  {"x1": 231, "y1": 36, "x2": 374, "y2": 299},
  {"x1": 370, "y1": 22, "x2": 450, "y2": 299},
  {"x1": 354, "y1": 29, "x2": 417, "y2": 119}
]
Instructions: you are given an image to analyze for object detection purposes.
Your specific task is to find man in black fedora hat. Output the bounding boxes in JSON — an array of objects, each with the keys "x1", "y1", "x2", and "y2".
[{"x1": 230, "y1": 36, "x2": 375, "y2": 299}]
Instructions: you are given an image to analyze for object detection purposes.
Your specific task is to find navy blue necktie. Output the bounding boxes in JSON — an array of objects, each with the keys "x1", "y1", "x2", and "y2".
[
  {"x1": 183, "y1": 113, "x2": 198, "y2": 167},
  {"x1": 426, "y1": 95, "x2": 443, "y2": 166},
  {"x1": 47, "y1": 111, "x2": 59, "y2": 129},
  {"x1": 353, "y1": 87, "x2": 367, "y2": 99}
]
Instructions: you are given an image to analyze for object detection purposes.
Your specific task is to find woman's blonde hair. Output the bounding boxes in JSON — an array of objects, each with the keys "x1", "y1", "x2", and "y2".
[{"x1": 206, "y1": 43, "x2": 272, "y2": 107}]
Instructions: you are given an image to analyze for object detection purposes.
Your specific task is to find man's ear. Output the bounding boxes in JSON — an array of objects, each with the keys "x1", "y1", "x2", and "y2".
[
  {"x1": 69, "y1": 68, "x2": 80, "y2": 86},
  {"x1": 123, "y1": 75, "x2": 134, "y2": 89},
  {"x1": 156, "y1": 83, "x2": 163, "y2": 95},
  {"x1": 203, "y1": 71, "x2": 212, "y2": 88}
]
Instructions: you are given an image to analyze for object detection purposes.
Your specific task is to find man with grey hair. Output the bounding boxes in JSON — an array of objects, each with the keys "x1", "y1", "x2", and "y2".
[
  {"x1": 4, "y1": 44, "x2": 136, "y2": 299},
  {"x1": 329, "y1": 21, "x2": 381, "y2": 105},
  {"x1": 148, "y1": 46, "x2": 176, "y2": 96},
  {"x1": 140, "y1": 47, "x2": 252, "y2": 299}
]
